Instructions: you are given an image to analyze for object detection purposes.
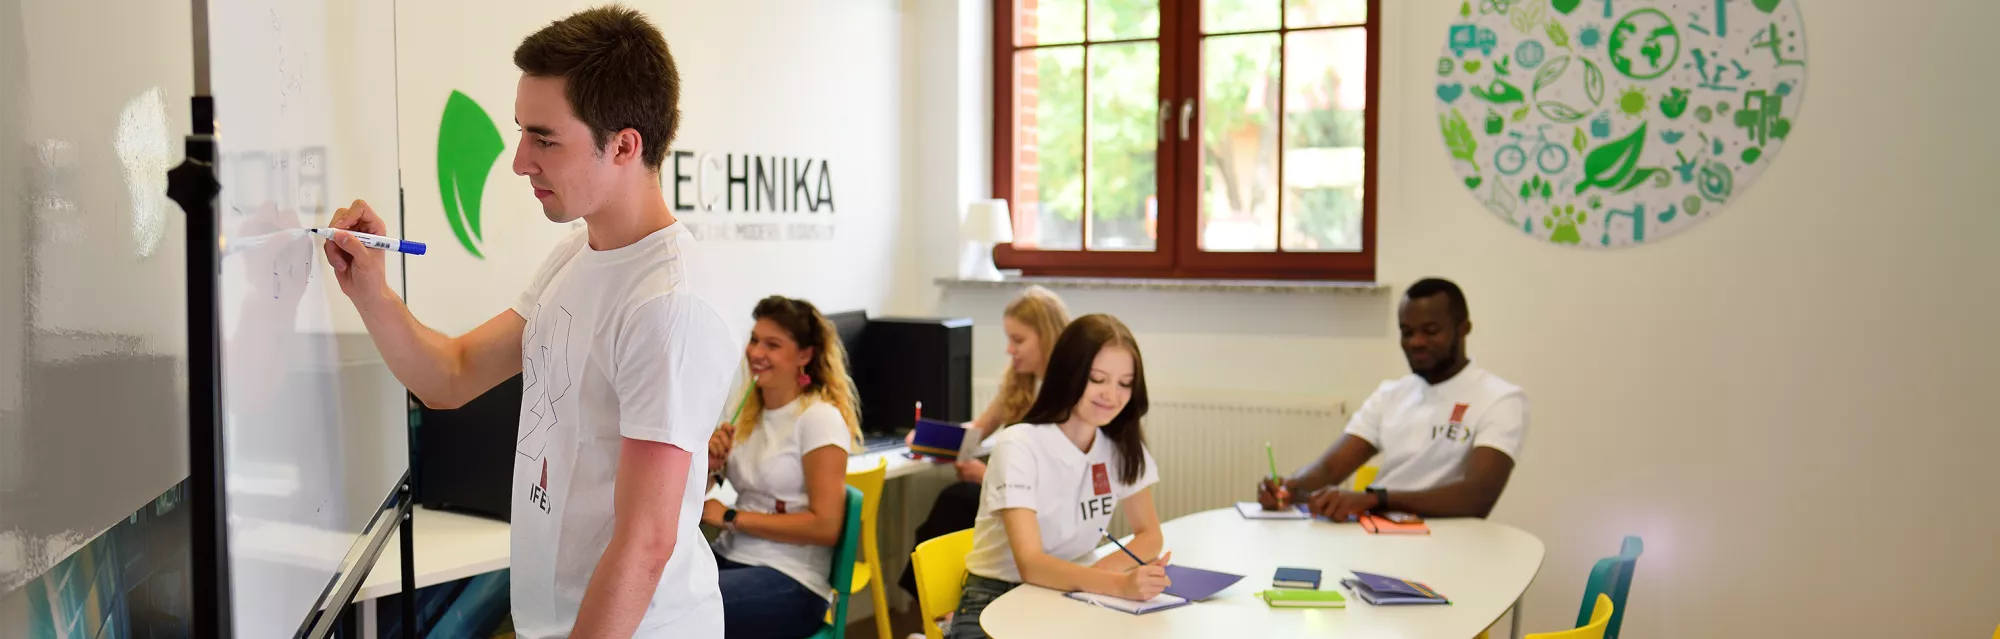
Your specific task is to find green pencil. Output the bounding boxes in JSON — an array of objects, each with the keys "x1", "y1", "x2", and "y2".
[
  {"x1": 728, "y1": 374, "x2": 758, "y2": 425},
  {"x1": 1265, "y1": 441, "x2": 1279, "y2": 481}
]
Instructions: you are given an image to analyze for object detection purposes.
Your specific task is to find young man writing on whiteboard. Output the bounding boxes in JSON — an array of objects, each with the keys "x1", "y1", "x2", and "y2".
[
  {"x1": 1256, "y1": 278, "x2": 1530, "y2": 521},
  {"x1": 321, "y1": 7, "x2": 735, "y2": 638}
]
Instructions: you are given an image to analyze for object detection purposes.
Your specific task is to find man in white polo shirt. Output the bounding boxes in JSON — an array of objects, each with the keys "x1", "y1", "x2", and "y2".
[{"x1": 1257, "y1": 278, "x2": 1529, "y2": 521}]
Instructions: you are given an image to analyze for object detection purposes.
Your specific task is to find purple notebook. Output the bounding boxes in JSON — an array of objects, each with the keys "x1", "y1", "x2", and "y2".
[
  {"x1": 1342, "y1": 571, "x2": 1449, "y2": 605},
  {"x1": 1163, "y1": 565, "x2": 1245, "y2": 601}
]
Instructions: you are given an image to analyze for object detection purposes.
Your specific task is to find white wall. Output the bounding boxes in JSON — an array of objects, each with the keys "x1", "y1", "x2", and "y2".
[
  {"x1": 902, "y1": 1, "x2": 2000, "y2": 636},
  {"x1": 398, "y1": 0, "x2": 907, "y2": 337}
]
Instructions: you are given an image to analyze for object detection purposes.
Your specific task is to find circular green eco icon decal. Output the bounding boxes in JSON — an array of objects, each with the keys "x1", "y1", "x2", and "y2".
[{"x1": 1436, "y1": 0, "x2": 1807, "y2": 247}]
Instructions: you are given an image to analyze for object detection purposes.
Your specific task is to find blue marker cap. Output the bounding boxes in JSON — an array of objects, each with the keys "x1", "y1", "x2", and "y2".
[{"x1": 399, "y1": 240, "x2": 427, "y2": 255}]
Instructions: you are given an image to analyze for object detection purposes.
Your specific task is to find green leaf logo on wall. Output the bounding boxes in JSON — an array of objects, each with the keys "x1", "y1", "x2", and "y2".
[
  {"x1": 1435, "y1": 0, "x2": 1808, "y2": 248},
  {"x1": 437, "y1": 91, "x2": 504, "y2": 258}
]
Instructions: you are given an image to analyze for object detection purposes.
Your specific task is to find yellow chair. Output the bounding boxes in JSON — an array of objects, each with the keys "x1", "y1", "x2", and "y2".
[
  {"x1": 1350, "y1": 464, "x2": 1380, "y2": 491},
  {"x1": 1526, "y1": 594, "x2": 1614, "y2": 639},
  {"x1": 910, "y1": 529, "x2": 976, "y2": 639},
  {"x1": 838, "y1": 459, "x2": 891, "y2": 639}
]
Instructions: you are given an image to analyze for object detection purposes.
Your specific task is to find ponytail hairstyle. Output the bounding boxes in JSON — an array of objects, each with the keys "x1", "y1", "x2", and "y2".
[
  {"x1": 993, "y1": 285, "x2": 1072, "y2": 426},
  {"x1": 731, "y1": 296, "x2": 862, "y2": 446},
  {"x1": 1018, "y1": 314, "x2": 1150, "y2": 485}
]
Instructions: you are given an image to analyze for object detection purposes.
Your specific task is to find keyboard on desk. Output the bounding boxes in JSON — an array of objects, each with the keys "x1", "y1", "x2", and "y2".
[{"x1": 857, "y1": 432, "x2": 908, "y2": 454}]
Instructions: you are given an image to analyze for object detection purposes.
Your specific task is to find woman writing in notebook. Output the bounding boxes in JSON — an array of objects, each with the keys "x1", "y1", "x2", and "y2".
[
  {"x1": 947, "y1": 314, "x2": 1170, "y2": 639},
  {"x1": 702, "y1": 296, "x2": 861, "y2": 639}
]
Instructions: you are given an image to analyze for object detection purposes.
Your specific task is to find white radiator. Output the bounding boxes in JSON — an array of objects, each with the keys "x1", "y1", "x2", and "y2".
[{"x1": 972, "y1": 385, "x2": 1348, "y2": 536}]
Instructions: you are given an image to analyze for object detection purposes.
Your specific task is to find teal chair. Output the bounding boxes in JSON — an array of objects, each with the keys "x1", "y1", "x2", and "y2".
[
  {"x1": 1579, "y1": 535, "x2": 1643, "y2": 639},
  {"x1": 808, "y1": 485, "x2": 864, "y2": 639}
]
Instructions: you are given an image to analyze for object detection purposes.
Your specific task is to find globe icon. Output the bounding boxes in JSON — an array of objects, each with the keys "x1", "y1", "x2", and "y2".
[{"x1": 1608, "y1": 8, "x2": 1679, "y2": 80}]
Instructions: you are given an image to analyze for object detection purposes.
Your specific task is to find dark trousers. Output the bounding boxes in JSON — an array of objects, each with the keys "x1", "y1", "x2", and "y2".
[{"x1": 898, "y1": 481, "x2": 983, "y2": 597}]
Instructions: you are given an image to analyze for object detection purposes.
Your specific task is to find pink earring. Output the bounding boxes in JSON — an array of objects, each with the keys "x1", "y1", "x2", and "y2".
[{"x1": 798, "y1": 371, "x2": 812, "y2": 388}]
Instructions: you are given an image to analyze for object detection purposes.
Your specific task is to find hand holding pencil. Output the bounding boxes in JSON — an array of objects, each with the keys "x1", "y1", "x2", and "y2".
[{"x1": 1257, "y1": 441, "x2": 1291, "y2": 510}]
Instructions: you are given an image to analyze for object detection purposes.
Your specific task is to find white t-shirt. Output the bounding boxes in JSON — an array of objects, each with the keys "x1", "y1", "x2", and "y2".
[
  {"x1": 508, "y1": 225, "x2": 737, "y2": 639},
  {"x1": 964, "y1": 424, "x2": 1159, "y2": 583},
  {"x1": 711, "y1": 397, "x2": 854, "y2": 600},
  {"x1": 1344, "y1": 364, "x2": 1529, "y2": 492}
]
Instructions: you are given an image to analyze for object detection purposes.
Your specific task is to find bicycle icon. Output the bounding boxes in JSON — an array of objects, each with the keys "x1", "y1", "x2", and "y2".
[{"x1": 1494, "y1": 125, "x2": 1570, "y2": 177}]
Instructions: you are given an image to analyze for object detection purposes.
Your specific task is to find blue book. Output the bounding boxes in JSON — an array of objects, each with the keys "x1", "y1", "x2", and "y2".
[
  {"x1": 1341, "y1": 571, "x2": 1450, "y2": 605},
  {"x1": 1272, "y1": 567, "x2": 1321, "y2": 589},
  {"x1": 908, "y1": 418, "x2": 967, "y2": 460}
]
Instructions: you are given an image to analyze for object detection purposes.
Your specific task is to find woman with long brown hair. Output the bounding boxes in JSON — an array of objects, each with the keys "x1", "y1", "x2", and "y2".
[
  {"x1": 947, "y1": 314, "x2": 1168, "y2": 638},
  {"x1": 701, "y1": 296, "x2": 862, "y2": 639}
]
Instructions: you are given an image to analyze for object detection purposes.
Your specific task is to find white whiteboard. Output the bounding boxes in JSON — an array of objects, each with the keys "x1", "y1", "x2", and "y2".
[{"x1": 209, "y1": 0, "x2": 407, "y2": 635}]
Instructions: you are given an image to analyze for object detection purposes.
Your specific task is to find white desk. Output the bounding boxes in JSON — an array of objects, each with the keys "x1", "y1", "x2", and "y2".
[
  {"x1": 355, "y1": 506, "x2": 512, "y2": 603},
  {"x1": 980, "y1": 508, "x2": 1545, "y2": 639},
  {"x1": 355, "y1": 445, "x2": 940, "y2": 601}
]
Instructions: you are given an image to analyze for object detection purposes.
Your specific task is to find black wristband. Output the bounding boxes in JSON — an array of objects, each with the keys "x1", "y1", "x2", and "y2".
[
  {"x1": 1366, "y1": 487, "x2": 1389, "y2": 511},
  {"x1": 722, "y1": 507, "x2": 738, "y2": 524}
]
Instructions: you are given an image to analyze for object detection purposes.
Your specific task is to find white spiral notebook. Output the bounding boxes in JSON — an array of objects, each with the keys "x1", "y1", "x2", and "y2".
[{"x1": 1064, "y1": 591, "x2": 1191, "y2": 615}]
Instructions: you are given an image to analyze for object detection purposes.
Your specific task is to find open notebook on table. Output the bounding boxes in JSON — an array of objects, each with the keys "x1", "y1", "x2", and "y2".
[
  {"x1": 1063, "y1": 564, "x2": 1245, "y2": 615},
  {"x1": 1234, "y1": 502, "x2": 1310, "y2": 520}
]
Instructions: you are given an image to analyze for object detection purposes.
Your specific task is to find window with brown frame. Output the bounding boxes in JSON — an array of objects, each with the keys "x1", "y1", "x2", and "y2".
[{"x1": 992, "y1": 0, "x2": 1378, "y2": 281}]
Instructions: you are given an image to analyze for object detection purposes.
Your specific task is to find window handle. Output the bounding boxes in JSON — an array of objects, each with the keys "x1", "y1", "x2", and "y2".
[
  {"x1": 1159, "y1": 99, "x2": 1170, "y2": 142},
  {"x1": 1179, "y1": 98, "x2": 1194, "y2": 141}
]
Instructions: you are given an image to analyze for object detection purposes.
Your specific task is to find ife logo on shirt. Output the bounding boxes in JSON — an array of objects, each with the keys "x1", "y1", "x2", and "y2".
[
  {"x1": 1431, "y1": 403, "x2": 1473, "y2": 443},
  {"x1": 1080, "y1": 463, "x2": 1115, "y2": 520}
]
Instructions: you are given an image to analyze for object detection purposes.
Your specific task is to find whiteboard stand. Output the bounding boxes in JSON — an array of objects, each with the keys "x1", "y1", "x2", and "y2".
[{"x1": 167, "y1": 0, "x2": 419, "y2": 635}]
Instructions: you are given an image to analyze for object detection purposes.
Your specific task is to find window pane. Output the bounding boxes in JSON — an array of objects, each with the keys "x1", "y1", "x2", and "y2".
[
  {"x1": 1089, "y1": 0, "x2": 1159, "y2": 40},
  {"x1": 1284, "y1": 0, "x2": 1367, "y2": 28},
  {"x1": 1200, "y1": 34, "x2": 1280, "y2": 252},
  {"x1": 1282, "y1": 28, "x2": 1366, "y2": 252},
  {"x1": 1088, "y1": 42, "x2": 1159, "y2": 251},
  {"x1": 1204, "y1": 0, "x2": 1279, "y2": 34},
  {"x1": 1014, "y1": 47, "x2": 1085, "y2": 250},
  {"x1": 1019, "y1": 0, "x2": 1084, "y2": 46}
]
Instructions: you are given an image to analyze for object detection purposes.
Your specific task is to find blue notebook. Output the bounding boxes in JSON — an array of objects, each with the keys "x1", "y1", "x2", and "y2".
[
  {"x1": 1340, "y1": 571, "x2": 1450, "y2": 605},
  {"x1": 1272, "y1": 567, "x2": 1321, "y2": 589},
  {"x1": 908, "y1": 418, "x2": 966, "y2": 460}
]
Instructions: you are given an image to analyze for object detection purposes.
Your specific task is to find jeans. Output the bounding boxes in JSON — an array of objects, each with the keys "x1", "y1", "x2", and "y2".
[
  {"x1": 714, "y1": 551, "x2": 829, "y2": 639},
  {"x1": 943, "y1": 573, "x2": 1019, "y2": 639}
]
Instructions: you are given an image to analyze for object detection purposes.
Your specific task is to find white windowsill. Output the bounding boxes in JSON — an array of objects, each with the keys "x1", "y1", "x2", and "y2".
[{"x1": 934, "y1": 275, "x2": 1389, "y2": 295}]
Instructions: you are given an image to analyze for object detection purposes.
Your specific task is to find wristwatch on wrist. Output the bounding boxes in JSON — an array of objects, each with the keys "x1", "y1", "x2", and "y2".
[
  {"x1": 721, "y1": 507, "x2": 739, "y2": 528},
  {"x1": 1366, "y1": 487, "x2": 1389, "y2": 511}
]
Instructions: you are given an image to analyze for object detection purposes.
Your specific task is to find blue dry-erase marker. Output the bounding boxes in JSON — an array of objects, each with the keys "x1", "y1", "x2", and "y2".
[{"x1": 309, "y1": 228, "x2": 427, "y2": 255}]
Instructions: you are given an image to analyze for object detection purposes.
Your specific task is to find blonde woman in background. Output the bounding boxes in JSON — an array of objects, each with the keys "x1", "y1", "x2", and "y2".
[
  {"x1": 703, "y1": 296, "x2": 862, "y2": 639},
  {"x1": 898, "y1": 285, "x2": 1071, "y2": 597}
]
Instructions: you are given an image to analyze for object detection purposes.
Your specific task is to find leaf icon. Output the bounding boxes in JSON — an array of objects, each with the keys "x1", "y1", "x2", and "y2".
[
  {"x1": 1441, "y1": 107, "x2": 1481, "y2": 173},
  {"x1": 437, "y1": 90, "x2": 504, "y2": 259},
  {"x1": 1534, "y1": 56, "x2": 1570, "y2": 94},
  {"x1": 1572, "y1": 126, "x2": 1587, "y2": 153},
  {"x1": 1547, "y1": 19, "x2": 1572, "y2": 49},
  {"x1": 1537, "y1": 102, "x2": 1588, "y2": 122},
  {"x1": 1582, "y1": 59, "x2": 1605, "y2": 106},
  {"x1": 1576, "y1": 121, "x2": 1650, "y2": 195}
]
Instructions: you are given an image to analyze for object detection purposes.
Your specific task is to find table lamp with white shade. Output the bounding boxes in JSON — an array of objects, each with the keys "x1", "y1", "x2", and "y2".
[{"x1": 959, "y1": 198, "x2": 1015, "y2": 280}]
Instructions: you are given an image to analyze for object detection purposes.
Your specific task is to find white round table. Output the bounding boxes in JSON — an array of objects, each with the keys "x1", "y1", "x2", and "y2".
[{"x1": 980, "y1": 508, "x2": 1545, "y2": 639}]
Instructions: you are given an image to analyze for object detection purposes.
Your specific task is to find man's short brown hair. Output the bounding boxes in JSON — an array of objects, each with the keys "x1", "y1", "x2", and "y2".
[{"x1": 514, "y1": 5, "x2": 680, "y2": 171}]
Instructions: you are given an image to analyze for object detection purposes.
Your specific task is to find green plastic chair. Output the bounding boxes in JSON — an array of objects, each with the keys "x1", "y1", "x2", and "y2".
[
  {"x1": 808, "y1": 485, "x2": 864, "y2": 639},
  {"x1": 1579, "y1": 535, "x2": 1643, "y2": 639}
]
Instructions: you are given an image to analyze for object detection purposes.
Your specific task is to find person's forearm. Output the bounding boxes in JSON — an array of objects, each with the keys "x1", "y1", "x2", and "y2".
[
  {"x1": 569, "y1": 533, "x2": 672, "y2": 639},
  {"x1": 1017, "y1": 550, "x2": 1128, "y2": 596},
  {"x1": 1380, "y1": 480, "x2": 1502, "y2": 518},
  {"x1": 1090, "y1": 528, "x2": 1163, "y2": 571},
  {"x1": 350, "y1": 289, "x2": 473, "y2": 407},
  {"x1": 1288, "y1": 435, "x2": 1374, "y2": 495},
  {"x1": 731, "y1": 510, "x2": 841, "y2": 547}
]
